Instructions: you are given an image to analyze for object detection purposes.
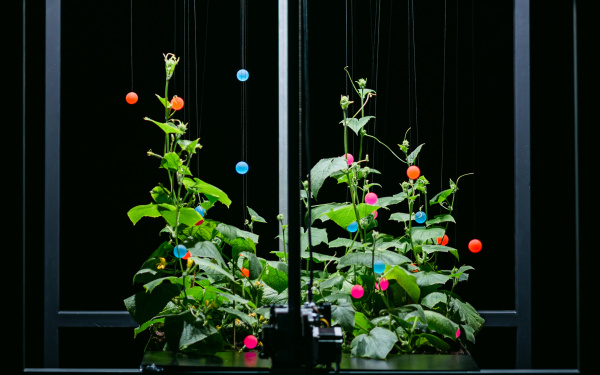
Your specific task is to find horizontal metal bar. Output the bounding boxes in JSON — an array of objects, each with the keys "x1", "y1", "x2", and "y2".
[{"x1": 57, "y1": 311, "x2": 137, "y2": 327}]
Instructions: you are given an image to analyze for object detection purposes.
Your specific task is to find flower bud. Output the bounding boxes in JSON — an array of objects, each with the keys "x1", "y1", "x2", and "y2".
[
  {"x1": 277, "y1": 214, "x2": 284, "y2": 221},
  {"x1": 163, "y1": 53, "x2": 180, "y2": 80},
  {"x1": 357, "y1": 78, "x2": 367, "y2": 89},
  {"x1": 340, "y1": 95, "x2": 353, "y2": 110}
]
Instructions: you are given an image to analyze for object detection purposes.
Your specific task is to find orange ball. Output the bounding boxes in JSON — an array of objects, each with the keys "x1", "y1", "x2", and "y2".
[
  {"x1": 241, "y1": 268, "x2": 250, "y2": 278},
  {"x1": 468, "y1": 239, "x2": 482, "y2": 253},
  {"x1": 437, "y1": 234, "x2": 449, "y2": 246},
  {"x1": 126, "y1": 92, "x2": 138, "y2": 104},
  {"x1": 171, "y1": 96, "x2": 184, "y2": 111},
  {"x1": 407, "y1": 165, "x2": 420, "y2": 180}
]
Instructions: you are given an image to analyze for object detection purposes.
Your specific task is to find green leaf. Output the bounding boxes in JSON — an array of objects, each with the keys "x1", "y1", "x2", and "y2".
[
  {"x1": 326, "y1": 203, "x2": 380, "y2": 229},
  {"x1": 300, "y1": 251, "x2": 338, "y2": 263},
  {"x1": 156, "y1": 204, "x2": 203, "y2": 227},
  {"x1": 239, "y1": 251, "x2": 263, "y2": 280},
  {"x1": 220, "y1": 307, "x2": 256, "y2": 326},
  {"x1": 342, "y1": 116, "x2": 375, "y2": 135},
  {"x1": 353, "y1": 312, "x2": 375, "y2": 335},
  {"x1": 143, "y1": 276, "x2": 180, "y2": 293},
  {"x1": 449, "y1": 297, "x2": 484, "y2": 335},
  {"x1": 191, "y1": 257, "x2": 234, "y2": 282},
  {"x1": 422, "y1": 245, "x2": 459, "y2": 261},
  {"x1": 376, "y1": 192, "x2": 408, "y2": 208},
  {"x1": 150, "y1": 186, "x2": 171, "y2": 204},
  {"x1": 178, "y1": 138, "x2": 201, "y2": 155},
  {"x1": 301, "y1": 227, "x2": 328, "y2": 251},
  {"x1": 426, "y1": 214, "x2": 455, "y2": 225},
  {"x1": 123, "y1": 282, "x2": 181, "y2": 325},
  {"x1": 144, "y1": 117, "x2": 186, "y2": 134},
  {"x1": 328, "y1": 238, "x2": 365, "y2": 251},
  {"x1": 310, "y1": 157, "x2": 348, "y2": 199},
  {"x1": 216, "y1": 223, "x2": 259, "y2": 244},
  {"x1": 134, "y1": 317, "x2": 165, "y2": 339},
  {"x1": 164, "y1": 310, "x2": 222, "y2": 352},
  {"x1": 186, "y1": 240, "x2": 226, "y2": 267},
  {"x1": 384, "y1": 266, "x2": 420, "y2": 302},
  {"x1": 230, "y1": 237, "x2": 257, "y2": 258},
  {"x1": 160, "y1": 152, "x2": 190, "y2": 175},
  {"x1": 216, "y1": 291, "x2": 256, "y2": 309},
  {"x1": 330, "y1": 299, "x2": 355, "y2": 331},
  {"x1": 247, "y1": 207, "x2": 267, "y2": 223},
  {"x1": 309, "y1": 203, "x2": 347, "y2": 224},
  {"x1": 389, "y1": 212, "x2": 414, "y2": 223},
  {"x1": 407, "y1": 144, "x2": 424, "y2": 165},
  {"x1": 262, "y1": 264, "x2": 288, "y2": 293},
  {"x1": 418, "y1": 333, "x2": 451, "y2": 351},
  {"x1": 416, "y1": 272, "x2": 451, "y2": 288},
  {"x1": 430, "y1": 189, "x2": 453, "y2": 205},
  {"x1": 319, "y1": 274, "x2": 344, "y2": 289},
  {"x1": 420, "y1": 292, "x2": 448, "y2": 309},
  {"x1": 351, "y1": 327, "x2": 397, "y2": 359},
  {"x1": 424, "y1": 310, "x2": 459, "y2": 340},
  {"x1": 127, "y1": 203, "x2": 161, "y2": 225},
  {"x1": 338, "y1": 251, "x2": 411, "y2": 269},
  {"x1": 411, "y1": 227, "x2": 446, "y2": 243},
  {"x1": 183, "y1": 178, "x2": 232, "y2": 207}
]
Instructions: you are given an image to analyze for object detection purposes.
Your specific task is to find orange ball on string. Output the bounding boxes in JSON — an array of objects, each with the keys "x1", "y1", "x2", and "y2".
[
  {"x1": 171, "y1": 96, "x2": 184, "y2": 111},
  {"x1": 468, "y1": 239, "x2": 482, "y2": 253},
  {"x1": 437, "y1": 235, "x2": 449, "y2": 246},
  {"x1": 407, "y1": 165, "x2": 420, "y2": 180},
  {"x1": 126, "y1": 92, "x2": 138, "y2": 104}
]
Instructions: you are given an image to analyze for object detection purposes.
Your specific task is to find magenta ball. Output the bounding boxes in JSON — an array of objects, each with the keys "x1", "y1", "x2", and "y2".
[
  {"x1": 373, "y1": 211, "x2": 378, "y2": 219},
  {"x1": 351, "y1": 284, "x2": 364, "y2": 299},
  {"x1": 344, "y1": 153, "x2": 354, "y2": 165},
  {"x1": 376, "y1": 278, "x2": 389, "y2": 291},
  {"x1": 244, "y1": 335, "x2": 258, "y2": 349},
  {"x1": 456, "y1": 328, "x2": 461, "y2": 339},
  {"x1": 365, "y1": 192, "x2": 378, "y2": 205}
]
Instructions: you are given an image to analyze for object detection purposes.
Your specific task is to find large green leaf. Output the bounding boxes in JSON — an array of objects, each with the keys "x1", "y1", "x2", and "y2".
[
  {"x1": 183, "y1": 178, "x2": 232, "y2": 207},
  {"x1": 407, "y1": 144, "x2": 424, "y2": 165},
  {"x1": 156, "y1": 204, "x2": 203, "y2": 227},
  {"x1": 127, "y1": 203, "x2": 161, "y2": 225},
  {"x1": 326, "y1": 203, "x2": 380, "y2": 229},
  {"x1": 144, "y1": 117, "x2": 186, "y2": 134},
  {"x1": 376, "y1": 192, "x2": 407, "y2": 208},
  {"x1": 423, "y1": 310, "x2": 459, "y2": 340},
  {"x1": 262, "y1": 264, "x2": 288, "y2": 293},
  {"x1": 389, "y1": 212, "x2": 414, "y2": 223},
  {"x1": 449, "y1": 297, "x2": 484, "y2": 334},
  {"x1": 338, "y1": 251, "x2": 411, "y2": 269},
  {"x1": 178, "y1": 138, "x2": 201, "y2": 155},
  {"x1": 384, "y1": 266, "x2": 420, "y2": 302},
  {"x1": 430, "y1": 189, "x2": 453, "y2": 205},
  {"x1": 309, "y1": 203, "x2": 347, "y2": 224},
  {"x1": 164, "y1": 310, "x2": 223, "y2": 352},
  {"x1": 300, "y1": 251, "x2": 338, "y2": 263},
  {"x1": 310, "y1": 157, "x2": 348, "y2": 199},
  {"x1": 422, "y1": 244, "x2": 459, "y2": 261},
  {"x1": 411, "y1": 227, "x2": 446, "y2": 243},
  {"x1": 330, "y1": 299, "x2": 355, "y2": 331},
  {"x1": 426, "y1": 214, "x2": 455, "y2": 225},
  {"x1": 186, "y1": 240, "x2": 226, "y2": 266},
  {"x1": 239, "y1": 251, "x2": 263, "y2": 280},
  {"x1": 301, "y1": 227, "x2": 328, "y2": 251},
  {"x1": 191, "y1": 257, "x2": 234, "y2": 282},
  {"x1": 416, "y1": 272, "x2": 451, "y2": 288},
  {"x1": 328, "y1": 238, "x2": 365, "y2": 251},
  {"x1": 353, "y1": 312, "x2": 375, "y2": 335},
  {"x1": 342, "y1": 116, "x2": 375, "y2": 135},
  {"x1": 123, "y1": 282, "x2": 181, "y2": 325},
  {"x1": 417, "y1": 333, "x2": 451, "y2": 351},
  {"x1": 350, "y1": 327, "x2": 397, "y2": 359},
  {"x1": 247, "y1": 207, "x2": 267, "y2": 223},
  {"x1": 420, "y1": 292, "x2": 448, "y2": 309},
  {"x1": 160, "y1": 152, "x2": 190, "y2": 175},
  {"x1": 216, "y1": 223, "x2": 259, "y2": 244}
]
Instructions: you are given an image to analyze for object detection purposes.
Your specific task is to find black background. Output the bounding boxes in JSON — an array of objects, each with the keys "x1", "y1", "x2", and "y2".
[{"x1": 14, "y1": 0, "x2": 595, "y2": 372}]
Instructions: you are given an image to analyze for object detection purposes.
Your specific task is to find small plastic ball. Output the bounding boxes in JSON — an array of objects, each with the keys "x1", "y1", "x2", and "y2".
[
  {"x1": 237, "y1": 69, "x2": 249, "y2": 82},
  {"x1": 244, "y1": 335, "x2": 258, "y2": 349},
  {"x1": 373, "y1": 260, "x2": 385, "y2": 274},
  {"x1": 195, "y1": 206, "x2": 206, "y2": 217},
  {"x1": 407, "y1": 165, "x2": 420, "y2": 180},
  {"x1": 468, "y1": 239, "x2": 482, "y2": 253},
  {"x1": 456, "y1": 328, "x2": 461, "y2": 339},
  {"x1": 437, "y1": 234, "x2": 449, "y2": 246},
  {"x1": 365, "y1": 192, "x2": 378, "y2": 205},
  {"x1": 351, "y1": 284, "x2": 364, "y2": 299},
  {"x1": 173, "y1": 245, "x2": 187, "y2": 258},
  {"x1": 343, "y1": 153, "x2": 354, "y2": 165},
  {"x1": 236, "y1": 161, "x2": 249, "y2": 174},
  {"x1": 125, "y1": 92, "x2": 138, "y2": 104},
  {"x1": 182, "y1": 251, "x2": 192, "y2": 260},
  {"x1": 347, "y1": 221, "x2": 358, "y2": 232},
  {"x1": 376, "y1": 278, "x2": 389, "y2": 291},
  {"x1": 244, "y1": 352, "x2": 258, "y2": 365},
  {"x1": 241, "y1": 268, "x2": 250, "y2": 278},
  {"x1": 170, "y1": 96, "x2": 184, "y2": 110},
  {"x1": 414, "y1": 211, "x2": 427, "y2": 224},
  {"x1": 372, "y1": 211, "x2": 378, "y2": 219}
]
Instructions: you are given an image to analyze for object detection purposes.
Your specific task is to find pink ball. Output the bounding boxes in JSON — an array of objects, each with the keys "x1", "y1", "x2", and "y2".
[
  {"x1": 351, "y1": 284, "x2": 364, "y2": 299},
  {"x1": 375, "y1": 278, "x2": 389, "y2": 291},
  {"x1": 365, "y1": 192, "x2": 378, "y2": 205},
  {"x1": 343, "y1": 153, "x2": 354, "y2": 165},
  {"x1": 373, "y1": 211, "x2": 378, "y2": 219},
  {"x1": 456, "y1": 328, "x2": 461, "y2": 339},
  {"x1": 244, "y1": 335, "x2": 258, "y2": 349}
]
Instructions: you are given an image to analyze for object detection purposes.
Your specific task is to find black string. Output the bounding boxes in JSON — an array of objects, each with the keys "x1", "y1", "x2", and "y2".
[
  {"x1": 130, "y1": 0, "x2": 134, "y2": 91},
  {"x1": 440, "y1": 0, "x2": 447, "y2": 193}
]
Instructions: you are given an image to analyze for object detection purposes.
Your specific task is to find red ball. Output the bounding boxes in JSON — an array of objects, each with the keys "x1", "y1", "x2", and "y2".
[
  {"x1": 126, "y1": 92, "x2": 138, "y2": 104},
  {"x1": 407, "y1": 165, "x2": 420, "y2": 180},
  {"x1": 171, "y1": 96, "x2": 184, "y2": 110},
  {"x1": 468, "y1": 239, "x2": 482, "y2": 253}
]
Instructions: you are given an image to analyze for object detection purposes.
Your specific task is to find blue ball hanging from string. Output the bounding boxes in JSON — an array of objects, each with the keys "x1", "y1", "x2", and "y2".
[
  {"x1": 195, "y1": 206, "x2": 206, "y2": 217},
  {"x1": 173, "y1": 245, "x2": 187, "y2": 258},
  {"x1": 347, "y1": 221, "x2": 359, "y2": 233},
  {"x1": 414, "y1": 211, "x2": 427, "y2": 224},
  {"x1": 237, "y1": 69, "x2": 249, "y2": 82},
  {"x1": 373, "y1": 260, "x2": 385, "y2": 274},
  {"x1": 236, "y1": 161, "x2": 249, "y2": 174}
]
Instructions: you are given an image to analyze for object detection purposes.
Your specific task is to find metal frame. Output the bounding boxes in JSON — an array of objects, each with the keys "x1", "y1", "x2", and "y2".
[{"x1": 29, "y1": 0, "x2": 578, "y2": 371}]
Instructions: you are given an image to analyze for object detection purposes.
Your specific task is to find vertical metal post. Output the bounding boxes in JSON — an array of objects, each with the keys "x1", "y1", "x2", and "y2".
[
  {"x1": 44, "y1": 0, "x2": 61, "y2": 368},
  {"x1": 278, "y1": 0, "x2": 288, "y2": 253},
  {"x1": 513, "y1": 0, "x2": 532, "y2": 369}
]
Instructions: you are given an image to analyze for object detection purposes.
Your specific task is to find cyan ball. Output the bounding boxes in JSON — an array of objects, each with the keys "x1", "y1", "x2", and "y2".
[
  {"x1": 415, "y1": 211, "x2": 427, "y2": 224},
  {"x1": 373, "y1": 260, "x2": 385, "y2": 274},
  {"x1": 236, "y1": 161, "x2": 249, "y2": 174},
  {"x1": 237, "y1": 69, "x2": 249, "y2": 82},
  {"x1": 347, "y1": 221, "x2": 358, "y2": 232},
  {"x1": 173, "y1": 245, "x2": 187, "y2": 258},
  {"x1": 194, "y1": 206, "x2": 206, "y2": 217}
]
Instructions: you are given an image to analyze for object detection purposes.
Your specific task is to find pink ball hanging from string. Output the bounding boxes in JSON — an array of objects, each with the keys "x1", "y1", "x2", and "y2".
[
  {"x1": 244, "y1": 335, "x2": 258, "y2": 349},
  {"x1": 343, "y1": 153, "x2": 354, "y2": 165},
  {"x1": 351, "y1": 284, "x2": 364, "y2": 299},
  {"x1": 365, "y1": 192, "x2": 378, "y2": 205}
]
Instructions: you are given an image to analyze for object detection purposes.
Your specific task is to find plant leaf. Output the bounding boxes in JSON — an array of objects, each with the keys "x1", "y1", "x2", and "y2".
[
  {"x1": 301, "y1": 227, "x2": 328, "y2": 251},
  {"x1": 326, "y1": 203, "x2": 380, "y2": 228},
  {"x1": 421, "y1": 244, "x2": 459, "y2": 261},
  {"x1": 330, "y1": 299, "x2": 355, "y2": 331},
  {"x1": 338, "y1": 251, "x2": 411, "y2": 269},
  {"x1": 183, "y1": 178, "x2": 232, "y2": 207},
  {"x1": 384, "y1": 266, "x2": 420, "y2": 302},
  {"x1": 247, "y1": 207, "x2": 267, "y2": 223},
  {"x1": 416, "y1": 272, "x2": 451, "y2": 288},
  {"x1": 423, "y1": 310, "x2": 459, "y2": 340},
  {"x1": 343, "y1": 116, "x2": 375, "y2": 135},
  {"x1": 426, "y1": 214, "x2": 455, "y2": 225},
  {"x1": 310, "y1": 157, "x2": 348, "y2": 199},
  {"x1": 191, "y1": 257, "x2": 234, "y2": 282},
  {"x1": 418, "y1": 333, "x2": 451, "y2": 351},
  {"x1": 144, "y1": 117, "x2": 186, "y2": 134},
  {"x1": 376, "y1": 192, "x2": 408, "y2": 208},
  {"x1": 127, "y1": 203, "x2": 161, "y2": 225},
  {"x1": 420, "y1": 292, "x2": 448, "y2": 309},
  {"x1": 407, "y1": 144, "x2": 424, "y2": 165},
  {"x1": 350, "y1": 327, "x2": 397, "y2": 359},
  {"x1": 262, "y1": 264, "x2": 288, "y2": 293},
  {"x1": 216, "y1": 223, "x2": 259, "y2": 244},
  {"x1": 123, "y1": 282, "x2": 181, "y2": 325}
]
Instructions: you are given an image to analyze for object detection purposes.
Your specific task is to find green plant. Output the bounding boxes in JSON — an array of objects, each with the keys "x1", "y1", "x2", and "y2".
[
  {"x1": 124, "y1": 54, "x2": 278, "y2": 353},
  {"x1": 283, "y1": 68, "x2": 485, "y2": 359}
]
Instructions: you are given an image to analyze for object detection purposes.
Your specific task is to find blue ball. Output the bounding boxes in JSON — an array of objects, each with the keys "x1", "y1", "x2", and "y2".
[
  {"x1": 236, "y1": 161, "x2": 249, "y2": 174},
  {"x1": 237, "y1": 69, "x2": 249, "y2": 82},
  {"x1": 173, "y1": 245, "x2": 187, "y2": 258},
  {"x1": 373, "y1": 260, "x2": 385, "y2": 274},
  {"x1": 415, "y1": 211, "x2": 427, "y2": 224},
  {"x1": 195, "y1": 206, "x2": 206, "y2": 217},
  {"x1": 347, "y1": 221, "x2": 358, "y2": 232}
]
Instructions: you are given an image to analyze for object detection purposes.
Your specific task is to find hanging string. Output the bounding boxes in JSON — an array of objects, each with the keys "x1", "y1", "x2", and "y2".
[
  {"x1": 369, "y1": 0, "x2": 381, "y2": 182},
  {"x1": 440, "y1": 0, "x2": 448, "y2": 193},
  {"x1": 130, "y1": 0, "x2": 134, "y2": 92},
  {"x1": 240, "y1": 0, "x2": 249, "y2": 225},
  {"x1": 197, "y1": 0, "x2": 210, "y2": 156}
]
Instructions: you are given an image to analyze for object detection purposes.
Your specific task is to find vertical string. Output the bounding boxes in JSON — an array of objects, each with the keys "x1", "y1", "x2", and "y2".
[
  {"x1": 240, "y1": 0, "x2": 248, "y2": 225},
  {"x1": 440, "y1": 0, "x2": 447, "y2": 193},
  {"x1": 130, "y1": 0, "x2": 134, "y2": 91}
]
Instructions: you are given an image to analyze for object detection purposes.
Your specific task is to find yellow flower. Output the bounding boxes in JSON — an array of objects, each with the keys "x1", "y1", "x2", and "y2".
[
  {"x1": 186, "y1": 258, "x2": 194, "y2": 269},
  {"x1": 235, "y1": 318, "x2": 242, "y2": 326},
  {"x1": 249, "y1": 312, "x2": 256, "y2": 317},
  {"x1": 156, "y1": 257, "x2": 167, "y2": 270},
  {"x1": 216, "y1": 325, "x2": 221, "y2": 330}
]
